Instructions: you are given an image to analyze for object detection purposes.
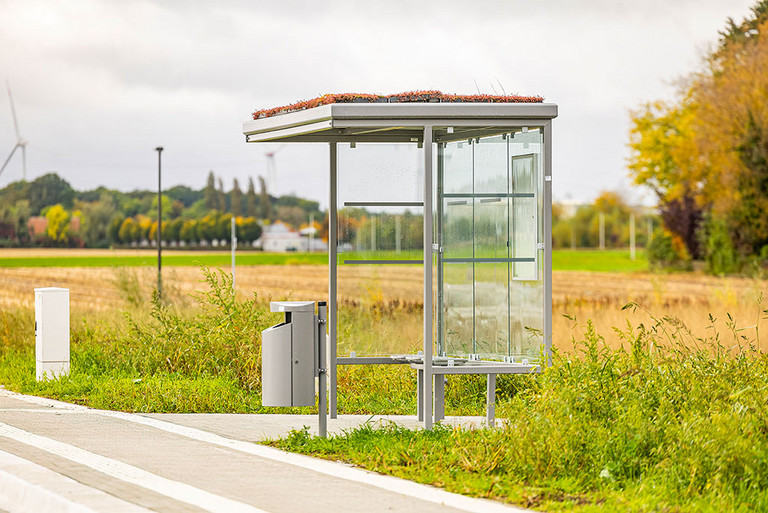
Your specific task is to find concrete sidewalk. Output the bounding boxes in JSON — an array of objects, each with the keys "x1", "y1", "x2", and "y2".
[{"x1": 0, "y1": 389, "x2": 527, "y2": 513}]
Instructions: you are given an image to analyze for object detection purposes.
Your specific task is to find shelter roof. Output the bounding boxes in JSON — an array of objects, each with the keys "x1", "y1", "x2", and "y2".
[{"x1": 244, "y1": 92, "x2": 557, "y2": 144}]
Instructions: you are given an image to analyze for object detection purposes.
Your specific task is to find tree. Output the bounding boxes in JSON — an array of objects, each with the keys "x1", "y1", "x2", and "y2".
[
  {"x1": 628, "y1": 2, "x2": 768, "y2": 268},
  {"x1": 108, "y1": 216, "x2": 123, "y2": 244},
  {"x1": 231, "y1": 178, "x2": 243, "y2": 216},
  {"x1": 45, "y1": 204, "x2": 70, "y2": 242},
  {"x1": 28, "y1": 173, "x2": 75, "y2": 213},
  {"x1": 118, "y1": 218, "x2": 135, "y2": 243},
  {"x1": 237, "y1": 217, "x2": 262, "y2": 243},
  {"x1": 79, "y1": 194, "x2": 116, "y2": 247},
  {"x1": 628, "y1": 99, "x2": 707, "y2": 258},
  {"x1": 217, "y1": 178, "x2": 227, "y2": 212},
  {"x1": 258, "y1": 176, "x2": 272, "y2": 220},
  {"x1": 246, "y1": 177, "x2": 257, "y2": 217},
  {"x1": 204, "y1": 171, "x2": 217, "y2": 210},
  {"x1": 179, "y1": 219, "x2": 198, "y2": 243}
]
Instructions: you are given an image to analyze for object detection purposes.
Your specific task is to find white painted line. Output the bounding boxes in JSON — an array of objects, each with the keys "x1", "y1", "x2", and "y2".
[
  {"x1": 0, "y1": 388, "x2": 528, "y2": 513},
  {"x1": 0, "y1": 422, "x2": 269, "y2": 513},
  {"x1": 0, "y1": 449, "x2": 151, "y2": 513}
]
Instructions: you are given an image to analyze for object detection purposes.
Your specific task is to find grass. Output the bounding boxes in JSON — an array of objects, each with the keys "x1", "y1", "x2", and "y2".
[
  {"x1": 0, "y1": 251, "x2": 327, "y2": 268},
  {"x1": 274, "y1": 307, "x2": 768, "y2": 512},
  {"x1": 0, "y1": 248, "x2": 646, "y2": 273},
  {"x1": 552, "y1": 248, "x2": 648, "y2": 272}
]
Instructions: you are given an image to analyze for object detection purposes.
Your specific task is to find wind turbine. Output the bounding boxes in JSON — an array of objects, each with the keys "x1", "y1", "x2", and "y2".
[
  {"x1": 1, "y1": 81, "x2": 27, "y2": 181},
  {"x1": 264, "y1": 144, "x2": 285, "y2": 192}
]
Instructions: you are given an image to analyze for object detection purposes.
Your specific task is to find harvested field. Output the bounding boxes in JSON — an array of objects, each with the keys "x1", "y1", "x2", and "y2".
[{"x1": 2, "y1": 265, "x2": 765, "y2": 350}]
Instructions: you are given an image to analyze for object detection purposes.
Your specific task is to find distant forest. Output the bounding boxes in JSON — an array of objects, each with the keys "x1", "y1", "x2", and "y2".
[{"x1": 0, "y1": 171, "x2": 322, "y2": 248}]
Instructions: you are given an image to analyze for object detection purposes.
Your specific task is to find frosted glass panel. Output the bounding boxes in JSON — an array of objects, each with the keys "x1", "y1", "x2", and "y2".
[
  {"x1": 509, "y1": 280, "x2": 543, "y2": 359},
  {"x1": 474, "y1": 198, "x2": 508, "y2": 259},
  {"x1": 474, "y1": 263, "x2": 509, "y2": 358},
  {"x1": 474, "y1": 135, "x2": 507, "y2": 194},
  {"x1": 442, "y1": 141, "x2": 472, "y2": 194},
  {"x1": 442, "y1": 263, "x2": 473, "y2": 356},
  {"x1": 338, "y1": 208, "x2": 423, "y2": 262}
]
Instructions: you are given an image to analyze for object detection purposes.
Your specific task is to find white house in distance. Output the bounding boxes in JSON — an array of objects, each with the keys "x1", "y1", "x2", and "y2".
[{"x1": 259, "y1": 221, "x2": 327, "y2": 252}]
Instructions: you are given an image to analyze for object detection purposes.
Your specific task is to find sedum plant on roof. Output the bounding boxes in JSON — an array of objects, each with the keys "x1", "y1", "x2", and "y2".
[{"x1": 252, "y1": 90, "x2": 544, "y2": 119}]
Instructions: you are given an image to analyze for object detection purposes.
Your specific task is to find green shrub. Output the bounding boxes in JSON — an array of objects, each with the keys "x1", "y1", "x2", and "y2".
[
  {"x1": 704, "y1": 215, "x2": 739, "y2": 275},
  {"x1": 648, "y1": 229, "x2": 692, "y2": 271}
]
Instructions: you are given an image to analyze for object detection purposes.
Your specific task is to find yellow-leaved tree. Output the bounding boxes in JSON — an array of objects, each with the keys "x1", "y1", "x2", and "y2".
[{"x1": 45, "y1": 204, "x2": 70, "y2": 242}]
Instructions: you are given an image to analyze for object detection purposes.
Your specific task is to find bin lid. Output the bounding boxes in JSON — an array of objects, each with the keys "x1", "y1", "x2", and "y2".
[{"x1": 270, "y1": 301, "x2": 315, "y2": 313}]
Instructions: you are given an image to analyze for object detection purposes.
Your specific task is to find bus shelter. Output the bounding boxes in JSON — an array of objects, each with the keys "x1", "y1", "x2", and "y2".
[{"x1": 243, "y1": 94, "x2": 557, "y2": 428}]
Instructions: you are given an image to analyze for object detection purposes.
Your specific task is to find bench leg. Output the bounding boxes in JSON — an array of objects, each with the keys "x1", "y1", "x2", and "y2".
[
  {"x1": 417, "y1": 369, "x2": 424, "y2": 422},
  {"x1": 434, "y1": 374, "x2": 445, "y2": 423},
  {"x1": 486, "y1": 374, "x2": 496, "y2": 427}
]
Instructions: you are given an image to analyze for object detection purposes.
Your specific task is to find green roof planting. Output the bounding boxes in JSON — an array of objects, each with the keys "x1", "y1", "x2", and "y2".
[{"x1": 252, "y1": 90, "x2": 544, "y2": 119}]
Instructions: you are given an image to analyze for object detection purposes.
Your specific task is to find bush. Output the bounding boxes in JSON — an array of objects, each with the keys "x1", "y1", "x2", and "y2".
[
  {"x1": 704, "y1": 215, "x2": 739, "y2": 275},
  {"x1": 648, "y1": 229, "x2": 692, "y2": 271}
]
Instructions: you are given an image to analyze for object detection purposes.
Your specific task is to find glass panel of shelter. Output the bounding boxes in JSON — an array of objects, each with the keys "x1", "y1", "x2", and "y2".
[
  {"x1": 336, "y1": 143, "x2": 424, "y2": 357},
  {"x1": 437, "y1": 128, "x2": 545, "y2": 362}
]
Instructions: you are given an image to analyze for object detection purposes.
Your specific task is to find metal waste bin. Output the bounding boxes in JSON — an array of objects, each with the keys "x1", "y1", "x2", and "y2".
[{"x1": 261, "y1": 301, "x2": 316, "y2": 407}]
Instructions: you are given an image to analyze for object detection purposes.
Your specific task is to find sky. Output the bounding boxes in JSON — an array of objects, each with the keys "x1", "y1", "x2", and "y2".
[{"x1": 0, "y1": 0, "x2": 758, "y2": 209}]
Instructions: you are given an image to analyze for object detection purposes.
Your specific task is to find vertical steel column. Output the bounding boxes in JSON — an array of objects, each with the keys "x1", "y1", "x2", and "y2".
[
  {"x1": 543, "y1": 122, "x2": 553, "y2": 366},
  {"x1": 423, "y1": 126, "x2": 434, "y2": 429},
  {"x1": 318, "y1": 302, "x2": 328, "y2": 437},
  {"x1": 329, "y1": 142, "x2": 338, "y2": 418}
]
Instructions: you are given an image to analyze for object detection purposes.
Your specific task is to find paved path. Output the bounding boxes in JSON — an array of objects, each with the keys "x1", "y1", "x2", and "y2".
[{"x1": 0, "y1": 389, "x2": 527, "y2": 513}]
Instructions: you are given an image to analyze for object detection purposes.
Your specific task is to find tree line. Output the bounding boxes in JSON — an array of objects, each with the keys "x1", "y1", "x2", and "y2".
[
  {"x1": 628, "y1": 1, "x2": 768, "y2": 273},
  {"x1": 0, "y1": 171, "x2": 322, "y2": 248}
]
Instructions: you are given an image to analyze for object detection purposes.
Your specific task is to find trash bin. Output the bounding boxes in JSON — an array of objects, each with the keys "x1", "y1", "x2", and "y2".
[{"x1": 261, "y1": 301, "x2": 316, "y2": 407}]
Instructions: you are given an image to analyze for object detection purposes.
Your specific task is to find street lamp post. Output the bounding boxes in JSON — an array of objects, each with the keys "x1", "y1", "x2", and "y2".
[{"x1": 155, "y1": 146, "x2": 163, "y2": 299}]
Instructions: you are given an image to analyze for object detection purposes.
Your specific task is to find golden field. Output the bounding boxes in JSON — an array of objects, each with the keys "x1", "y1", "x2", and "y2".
[{"x1": 1, "y1": 261, "x2": 766, "y2": 351}]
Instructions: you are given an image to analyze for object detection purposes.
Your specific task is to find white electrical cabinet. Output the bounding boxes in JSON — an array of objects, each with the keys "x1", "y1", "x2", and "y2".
[
  {"x1": 261, "y1": 301, "x2": 316, "y2": 407},
  {"x1": 34, "y1": 287, "x2": 70, "y2": 381}
]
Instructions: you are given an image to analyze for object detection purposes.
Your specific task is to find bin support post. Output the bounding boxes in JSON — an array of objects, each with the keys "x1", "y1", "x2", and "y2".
[
  {"x1": 434, "y1": 374, "x2": 445, "y2": 423},
  {"x1": 486, "y1": 374, "x2": 496, "y2": 427},
  {"x1": 318, "y1": 302, "x2": 328, "y2": 438}
]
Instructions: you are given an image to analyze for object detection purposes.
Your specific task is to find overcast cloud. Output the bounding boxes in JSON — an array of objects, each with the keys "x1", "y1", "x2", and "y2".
[{"x1": 0, "y1": 0, "x2": 757, "y2": 207}]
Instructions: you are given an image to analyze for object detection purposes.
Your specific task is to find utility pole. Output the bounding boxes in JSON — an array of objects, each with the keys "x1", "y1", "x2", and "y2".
[
  {"x1": 629, "y1": 211, "x2": 636, "y2": 260},
  {"x1": 155, "y1": 147, "x2": 163, "y2": 298}
]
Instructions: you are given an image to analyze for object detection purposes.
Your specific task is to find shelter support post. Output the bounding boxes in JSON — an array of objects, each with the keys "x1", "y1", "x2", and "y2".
[
  {"x1": 423, "y1": 125, "x2": 434, "y2": 429},
  {"x1": 543, "y1": 121, "x2": 553, "y2": 366},
  {"x1": 329, "y1": 142, "x2": 338, "y2": 418}
]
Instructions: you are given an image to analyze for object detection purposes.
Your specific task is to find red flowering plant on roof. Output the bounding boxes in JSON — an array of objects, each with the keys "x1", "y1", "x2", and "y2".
[{"x1": 252, "y1": 90, "x2": 544, "y2": 119}]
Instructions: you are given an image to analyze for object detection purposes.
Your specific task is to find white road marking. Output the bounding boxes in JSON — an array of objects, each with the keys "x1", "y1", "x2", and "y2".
[
  {"x1": 0, "y1": 389, "x2": 528, "y2": 513},
  {"x1": 0, "y1": 422, "x2": 269, "y2": 513},
  {"x1": 0, "y1": 449, "x2": 152, "y2": 513}
]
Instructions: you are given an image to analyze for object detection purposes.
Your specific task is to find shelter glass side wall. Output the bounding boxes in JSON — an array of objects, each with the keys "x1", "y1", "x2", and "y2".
[
  {"x1": 336, "y1": 143, "x2": 424, "y2": 357},
  {"x1": 438, "y1": 129, "x2": 545, "y2": 362}
]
